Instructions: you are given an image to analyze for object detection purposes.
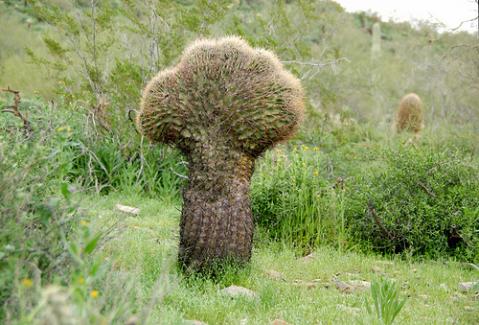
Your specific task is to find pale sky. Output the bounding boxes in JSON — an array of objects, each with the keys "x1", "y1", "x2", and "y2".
[{"x1": 335, "y1": 0, "x2": 478, "y2": 33}]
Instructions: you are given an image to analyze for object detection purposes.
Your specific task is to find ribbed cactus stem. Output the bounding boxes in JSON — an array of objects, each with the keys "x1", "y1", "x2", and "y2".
[
  {"x1": 137, "y1": 37, "x2": 304, "y2": 270},
  {"x1": 371, "y1": 22, "x2": 381, "y2": 59}
]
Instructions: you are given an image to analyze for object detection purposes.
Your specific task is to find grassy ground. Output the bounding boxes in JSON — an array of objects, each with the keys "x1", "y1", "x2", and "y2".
[{"x1": 82, "y1": 193, "x2": 478, "y2": 325}]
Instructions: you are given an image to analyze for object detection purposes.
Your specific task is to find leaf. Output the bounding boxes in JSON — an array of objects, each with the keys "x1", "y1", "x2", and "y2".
[
  {"x1": 60, "y1": 182, "x2": 71, "y2": 201},
  {"x1": 84, "y1": 234, "x2": 101, "y2": 255}
]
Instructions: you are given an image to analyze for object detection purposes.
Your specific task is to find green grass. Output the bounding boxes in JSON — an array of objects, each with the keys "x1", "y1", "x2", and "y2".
[{"x1": 82, "y1": 192, "x2": 479, "y2": 324}]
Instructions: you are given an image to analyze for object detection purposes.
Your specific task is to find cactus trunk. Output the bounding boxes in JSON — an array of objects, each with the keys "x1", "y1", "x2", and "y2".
[
  {"x1": 178, "y1": 144, "x2": 255, "y2": 269},
  {"x1": 137, "y1": 37, "x2": 304, "y2": 272}
]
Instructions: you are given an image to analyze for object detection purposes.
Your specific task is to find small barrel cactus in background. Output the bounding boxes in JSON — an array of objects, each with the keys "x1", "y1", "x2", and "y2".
[
  {"x1": 395, "y1": 93, "x2": 424, "y2": 134},
  {"x1": 136, "y1": 37, "x2": 304, "y2": 270}
]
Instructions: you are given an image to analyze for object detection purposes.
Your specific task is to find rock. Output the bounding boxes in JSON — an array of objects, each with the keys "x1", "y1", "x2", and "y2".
[
  {"x1": 184, "y1": 320, "x2": 208, "y2": 325},
  {"x1": 220, "y1": 285, "x2": 257, "y2": 299},
  {"x1": 333, "y1": 278, "x2": 371, "y2": 294},
  {"x1": 271, "y1": 319, "x2": 290, "y2": 325},
  {"x1": 333, "y1": 278, "x2": 353, "y2": 294},
  {"x1": 292, "y1": 279, "x2": 318, "y2": 289},
  {"x1": 372, "y1": 266, "x2": 384, "y2": 274},
  {"x1": 125, "y1": 316, "x2": 140, "y2": 325},
  {"x1": 301, "y1": 253, "x2": 315, "y2": 261},
  {"x1": 458, "y1": 281, "x2": 478, "y2": 292},
  {"x1": 116, "y1": 204, "x2": 140, "y2": 215},
  {"x1": 347, "y1": 280, "x2": 371, "y2": 290},
  {"x1": 265, "y1": 270, "x2": 285, "y2": 281}
]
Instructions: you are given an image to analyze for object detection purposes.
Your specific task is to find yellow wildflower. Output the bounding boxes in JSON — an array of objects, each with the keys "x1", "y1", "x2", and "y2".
[
  {"x1": 90, "y1": 290, "x2": 99, "y2": 299},
  {"x1": 21, "y1": 278, "x2": 33, "y2": 288},
  {"x1": 314, "y1": 170, "x2": 319, "y2": 177},
  {"x1": 79, "y1": 220, "x2": 89, "y2": 227}
]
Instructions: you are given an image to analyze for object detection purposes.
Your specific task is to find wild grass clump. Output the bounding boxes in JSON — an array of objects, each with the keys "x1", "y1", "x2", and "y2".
[
  {"x1": 252, "y1": 144, "x2": 350, "y2": 253},
  {"x1": 365, "y1": 278, "x2": 406, "y2": 325},
  {"x1": 346, "y1": 144, "x2": 479, "y2": 261}
]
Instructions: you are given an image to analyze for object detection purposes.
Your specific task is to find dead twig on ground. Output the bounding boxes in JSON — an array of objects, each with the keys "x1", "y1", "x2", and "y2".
[{"x1": 1, "y1": 87, "x2": 33, "y2": 136}]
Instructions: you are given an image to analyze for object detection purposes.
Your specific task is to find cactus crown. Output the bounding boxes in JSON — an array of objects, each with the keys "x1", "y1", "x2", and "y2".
[{"x1": 137, "y1": 36, "x2": 304, "y2": 157}]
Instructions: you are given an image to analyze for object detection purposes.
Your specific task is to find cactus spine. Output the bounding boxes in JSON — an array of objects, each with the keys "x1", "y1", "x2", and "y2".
[{"x1": 137, "y1": 37, "x2": 304, "y2": 270}]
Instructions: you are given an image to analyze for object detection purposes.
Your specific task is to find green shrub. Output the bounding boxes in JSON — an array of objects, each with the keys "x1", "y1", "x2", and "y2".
[
  {"x1": 253, "y1": 137, "x2": 479, "y2": 261},
  {"x1": 345, "y1": 144, "x2": 479, "y2": 261},
  {"x1": 0, "y1": 130, "x2": 80, "y2": 320}
]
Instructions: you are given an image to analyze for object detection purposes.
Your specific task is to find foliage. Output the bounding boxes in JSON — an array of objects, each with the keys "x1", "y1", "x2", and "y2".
[
  {"x1": 365, "y1": 278, "x2": 407, "y2": 325},
  {"x1": 0, "y1": 0, "x2": 479, "y2": 322},
  {"x1": 0, "y1": 104, "x2": 77, "y2": 320},
  {"x1": 345, "y1": 143, "x2": 479, "y2": 261},
  {"x1": 253, "y1": 135, "x2": 479, "y2": 261}
]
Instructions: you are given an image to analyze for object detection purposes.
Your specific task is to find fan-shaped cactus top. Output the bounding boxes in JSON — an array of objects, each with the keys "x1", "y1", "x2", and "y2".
[{"x1": 137, "y1": 36, "x2": 304, "y2": 156}]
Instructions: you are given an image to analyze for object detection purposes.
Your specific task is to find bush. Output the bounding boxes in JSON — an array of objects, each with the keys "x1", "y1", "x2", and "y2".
[
  {"x1": 253, "y1": 136, "x2": 479, "y2": 261},
  {"x1": 0, "y1": 128, "x2": 80, "y2": 320},
  {"x1": 345, "y1": 144, "x2": 479, "y2": 261}
]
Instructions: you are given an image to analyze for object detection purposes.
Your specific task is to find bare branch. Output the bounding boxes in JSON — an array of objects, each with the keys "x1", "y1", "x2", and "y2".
[
  {"x1": 450, "y1": 15, "x2": 479, "y2": 32},
  {"x1": 1, "y1": 87, "x2": 33, "y2": 136},
  {"x1": 282, "y1": 57, "x2": 350, "y2": 68}
]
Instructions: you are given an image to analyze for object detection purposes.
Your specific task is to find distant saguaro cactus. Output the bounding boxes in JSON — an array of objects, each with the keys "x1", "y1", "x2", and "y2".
[
  {"x1": 395, "y1": 93, "x2": 424, "y2": 134},
  {"x1": 137, "y1": 37, "x2": 304, "y2": 270},
  {"x1": 371, "y1": 22, "x2": 381, "y2": 59}
]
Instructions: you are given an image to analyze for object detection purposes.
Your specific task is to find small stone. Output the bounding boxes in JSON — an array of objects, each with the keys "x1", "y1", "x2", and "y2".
[
  {"x1": 265, "y1": 270, "x2": 285, "y2": 281},
  {"x1": 347, "y1": 280, "x2": 371, "y2": 290},
  {"x1": 372, "y1": 266, "x2": 384, "y2": 274},
  {"x1": 184, "y1": 320, "x2": 208, "y2": 325},
  {"x1": 125, "y1": 316, "x2": 139, "y2": 325},
  {"x1": 333, "y1": 278, "x2": 353, "y2": 294},
  {"x1": 458, "y1": 281, "x2": 478, "y2": 292},
  {"x1": 220, "y1": 285, "x2": 257, "y2": 299},
  {"x1": 302, "y1": 253, "x2": 315, "y2": 261},
  {"x1": 333, "y1": 278, "x2": 370, "y2": 293},
  {"x1": 271, "y1": 319, "x2": 290, "y2": 325},
  {"x1": 292, "y1": 279, "x2": 318, "y2": 289},
  {"x1": 116, "y1": 204, "x2": 140, "y2": 215}
]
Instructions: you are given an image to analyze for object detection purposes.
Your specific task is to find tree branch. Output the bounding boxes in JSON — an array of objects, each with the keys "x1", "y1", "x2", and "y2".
[{"x1": 1, "y1": 87, "x2": 33, "y2": 136}]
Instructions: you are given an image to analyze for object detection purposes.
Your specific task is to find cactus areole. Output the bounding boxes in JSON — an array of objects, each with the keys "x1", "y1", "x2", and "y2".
[{"x1": 137, "y1": 37, "x2": 304, "y2": 270}]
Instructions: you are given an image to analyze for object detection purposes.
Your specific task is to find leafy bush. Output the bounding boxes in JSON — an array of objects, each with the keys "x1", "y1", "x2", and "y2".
[
  {"x1": 0, "y1": 129, "x2": 80, "y2": 320},
  {"x1": 345, "y1": 144, "x2": 479, "y2": 261},
  {"x1": 253, "y1": 136, "x2": 479, "y2": 261}
]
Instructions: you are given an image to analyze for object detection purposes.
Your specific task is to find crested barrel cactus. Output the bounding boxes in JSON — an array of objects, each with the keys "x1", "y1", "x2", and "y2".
[
  {"x1": 395, "y1": 93, "x2": 424, "y2": 134},
  {"x1": 136, "y1": 37, "x2": 304, "y2": 270}
]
